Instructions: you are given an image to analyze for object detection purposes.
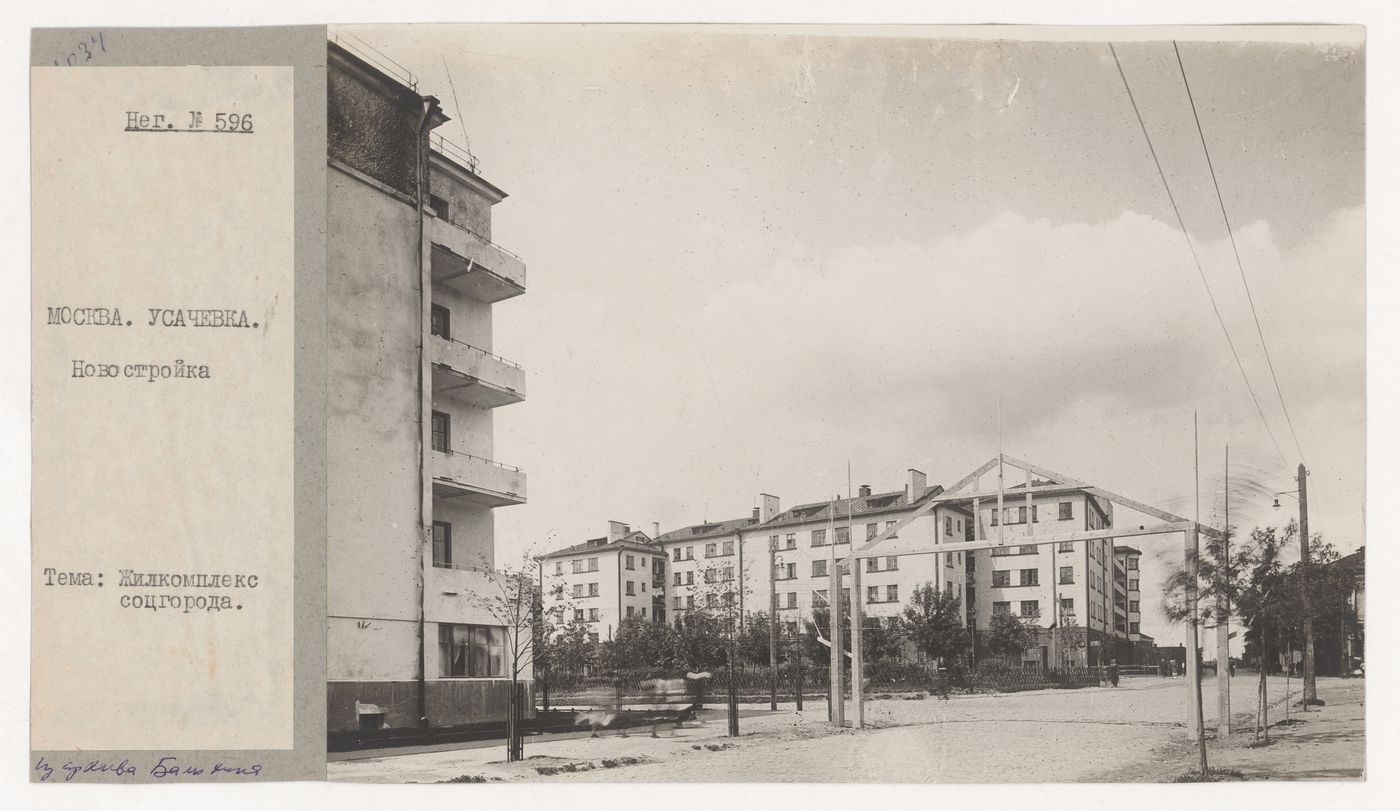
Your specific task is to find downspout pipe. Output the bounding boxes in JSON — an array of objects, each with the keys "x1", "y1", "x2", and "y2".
[{"x1": 415, "y1": 97, "x2": 433, "y2": 726}]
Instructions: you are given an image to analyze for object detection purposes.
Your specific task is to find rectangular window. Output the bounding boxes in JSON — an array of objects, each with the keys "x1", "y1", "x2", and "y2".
[
  {"x1": 625, "y1": 581, "x2": 635, "y2": 596},
  {"x1": 1059, "y1": 566, "x2": 1074, "y2": 585},
  {"x1": 835, "y1": 526, "x2": 850, "y2": 544},
  {"x1": 866, "y1": 523, "x2": 878, "y2": 540},
  {"x1": 685, "y1": 571, "x2": 694, "y2": 585},
  {"x1": 673, "y1": 596, "x2": 682, "y2": 610},
  {"x1": 1129, "y1": 579, "x2": 1139, "y2": 592},
  {"x1": 723, "y1": 540, "x2": 735, "y2": 556},
  {"x1": 572, "y1": 583, "x2": 586, "y2": 599},
  {"x1": 626, "y1": 606, "x2": 635, "y2": 617},
  {"x1": 430, "y1": 411, "x2": 450, "y2": 452},
  {"x1": 815, "y1": 589, "x2": 829, "y2": 605},
  {"x1": 706, "y1": 593, "x2": 718, "y2": 608},
  {"x1": 588, "y1": 608, "x2": 599, "y2": 622},
  {"x1": 1020, "y1": 600, "x2": 1040, "y2": 618},
  {"x1": 428, "y1": 193, "x2": 449, "y2": 219},
  {"x1": 887, "y1": 520, "x2": 898, "y2": 536},
  {"x1": 432, "y1": 521, "x2": 452, "y2": 567},
  {"x1": 811, "y1": 529, "x2": 827, "y2": 547},
  {"x1": 705, "y1": 543, "x2": 717, "y2": 558},
  {"x1": 812, "y1": 559, "x2": 829, "y2": 578},
  {"x1": 641, "y1": 607, "x2": 647, "y2": 618},
  {"x1": 867, "y1": 585, "x2": 879, "y2": 604},
  {"x1": 1017, "y1": 506, "x2": 1027, "y2": 524},
  {"x1": 944, "y1": 516, "x2": 953, "y2": 536},
  {"x1": 1031, "y1": 505, "x2": 1039, "y2": 523},
  {"x1": 991, "y1": 546, "x2": 1011, "y2": 557},
  {"x1": 990, "y1": 509, "x2": 999, "y2": 527},
  {"x1": 1019, "y1": 545, "x2": 1038, "y2": 555},
  {"x1": 554, "y1": 561, "x2": 562, "y2": 575},
  {"x1": 625, "y1": 555, "x2": 635, "y2": 570},
  {"x1": 785, "y1": 533, "x2": 796, "y2": 550},
  {"x1": 1129, "y1": 600, "x2": 1140, "y2": 613},
  {"x1": 866, "y1": 558, "x2": 878, "y2": 573},
  {"x1": 1127, "y1": 558, "x2": 1139, "y2": 571},
  {"x1": 1060, "y1": 597, "x2": 1074, "y2": 616},
  {"x1": 430, "y1": 303, "x2": 451, "y2": 339},
  {"x1": 588, "y1": 582, "x2": 599, "y2": 597},
  {"x1": 674, "y1": 572, "x2": 682, "y2": 586},
  {"x1": 992, "y1": 601, "x2": 1011, "y2": 616},
  {"x1": 686, "y1": 595, "x2": 694, "y2": 609},
  {"x1": 705, "y1": 569, "x2": 718, "y2": 584},
  {"x1": 587, "y1": 558, "x2": 599, "y2": 573},
  {"x1": 438, "y1": 624, "x2": 505, "y2": 678},
  {"x1": 673, "y1": 548, "x2": 681, "y2": 562},
  {"x1": 992, "y1": 570, "x2": 1010, "y2": 587},
  {"x1": 786, "y1": 592, "x2": 798, "y2": 609},
  {"x1": 685, "y1": 547, "x2": 694, "y2": 560},
  {"x1": 1059, "y1": 502, "x2": 1073, "y2": 520},
  {"x1": 769, "y1": 534, "x2": 779, "y2": 551},
  {"x1": 573, "y1": 609, "x2": 584, "y2": 622},
  {"x1": 1130, "y1": 621, "x2": 1140, "y2": 634},
  {"x1": 1059, "y1": 542, "x2": 1074, "y2": 552},
  {"x1": 887, "y1": 556, "x2": 899, "y2": 571},
  {"x1": 723, "y1": 566, "x2": 734, "y2": 582},
  {"x1": 887, "y1": 585, "x2": 899, "y2": 603},
  {"x1": 1020, "y1": 569, "x2": 1039, "y2": 586}
]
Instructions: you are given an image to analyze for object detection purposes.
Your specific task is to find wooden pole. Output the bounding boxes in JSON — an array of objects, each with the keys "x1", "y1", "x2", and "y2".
[
  {"x1": 828, "y1": 496, "x2": 844, "y2": 728},
  {"x1": 1299, "y1": 463, "x2": 1316, "y2": 706},
  {"x1": 851, "y1": 552, "x2": 865, "y2": 729},
  {"x1": 1216, "y1": 445, "x2": 1232, "y2": 736},
  {"x1": 769, "y1": 544, "x2": 779, "y2": 711},
  {"x1": 1187, "y1": 413, "x2": 1208, "y2": 773}
]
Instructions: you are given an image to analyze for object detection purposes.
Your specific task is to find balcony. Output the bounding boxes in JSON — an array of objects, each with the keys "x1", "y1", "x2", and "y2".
[
  {"x1": 425, "y1": 563, "x2": 499, "y2": 625},
  {"x1": 430, "y1": 335, "x2": 525, "y2": 408},
  {"x1": 429, "y1": 215, "x2": 525, "y2": 303},
  {"x1": 432, "y1": 447, "x2": 526, "y2": 508}
]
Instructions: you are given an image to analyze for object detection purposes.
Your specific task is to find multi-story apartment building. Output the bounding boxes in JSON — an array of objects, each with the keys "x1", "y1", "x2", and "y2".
[
  {"x1": 326, "y1": 40, "x2": 528, "y2": 733},
  {"x1": 956, "y1": 479, "x2": 1119, "y2": 669},
  {"x1": 655, "y1": 507, "x2": 773, "y2": 626},
  {"x1": 537, "y1": 523, "x2": 666, "y2": 641},
  {"x1": 1113, "y1": 545, "x2": 1144, "y2": 663}
]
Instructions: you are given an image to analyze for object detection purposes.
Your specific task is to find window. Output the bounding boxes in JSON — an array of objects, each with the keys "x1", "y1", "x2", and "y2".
[
  {"x1": 993, "y1": 601, "x2": 1011, "y2": 616},
  {"x1": 641, "y1": 582, "x2": 646, "y2": 593},
  {"x1": 1128, "y1": 579, "x2": 1139, "y2": 592},
  {"x1": 811, "y1": 529, "x2": 827, "y2": 547},
  {"x1": 866, "y1": 523, "x2": 878, "y2": 540},
  {"x1": 589, "y1": 632, "x2": 600, "y2": 644},
  {"x1": 571, "y1": 559, "x2": 583, "y2": 574},
  {"x1": 673, "y1": 596, "x2": 682, "y2": 610},
  {"x1": 685, "y1": 571, "x2": 694, "y2": 585},
  {"x1": 625, "y1": 581, "x2": 635, "y2": 596},
  {"x1": 1059, "y1": 566, "x2": 1074, "y2": 585},
  {"x1": 430, "y1": 411, "x2": 450, "y2": 452},
  {"x1": 572, "y1": 583, "x2": 586, "y2": 599},
  {"x1": 705, "y1": 569, "x2": 718, "y2": 584},
  {"x1": 1020, "y1": 600, "x2": 1040, "y2": 618},
  {"x1": 573, "y1": 609, "x2": 584, "y2": 622},
  {"x1": 769, "y1": 534, "x2": 779, "y2": 551},
  {"x1": 992, "y1": 570, "x2": 1010, "y2": 587},
  {"x1": 722, "y1": 540, "x2": 734, "y2": 556},
  {"x1": 944, "y1": 516, "x2": 953, "y2": 536},
  {"x1": 1060, "y1": 597, "x2": 1074, "y2": 616},
  {"x1": 587, "y1": 558, "x2": 599, "y2": 573},
  {"x1": 867, "y1": 585, "x2": 880, "y2": 603},
  {"x1": 1031, "y1": 505, "x2": 1039, "y2": 523},
  {"x1": 706, "y1": 593, "x2": 718, "y2": 608},
  {"x1": 887, "y1": 585, "x2": 899, "y2": 603},
  {"x1": 428, "y1": 193, "x2": 449, "y2": 219},
  {"x1": 785, "y1": 534, "x2": 796, "y2": 549},
  {"x1": 887, "y1": 556, "x2": 899, "y2": 571},
  {"x1": 835, "y1": 527, "x2": 850, "y2": 544},
  {"x1": 1017, "y1": 506, "x2": 1027, "y2": 524},
  {"x1": 1129, "y1": 600, "x2": 1140, "y2": 613},
  {"x1": 786, "y1": 592, "x2": 798, "y2": 609},
  {"x1": 673, "y1": 548, "x2": 681, "y2": 562},
  {"x1": 946, "y1": 553, "x2": 954, "y2": 568},
  {"x1": 813, "y1": 560, "x2": 829, "y2": 578},
  {"x1": 705, "y1": 543, "x2": 717, "y2": 558},
  {"x1": 430, "y1": 303, "x2": 450, "y2": 339},
  {"x1": 686, "y1": 595, "x2": 695, "y2": 609},
  {"x1": 588, "y1": 608, "x2": 600, "y2": 622},
  {"x1": 814, "y1": 589, "x2": 829, "y2": 605},
  {"x1": 990, "y1": 509, "x2": 999, "y2": 526},
  {"x1": 1059, "y1": 542, "x2": 1074, "y2": 553},
  {"x1": 432, "y1": 521, "x2": 452, "y2": 567},
  {"x1": 439, "y1": 624, "x2": 504, "y2": 678},
  {"x1": 641, "y1": 607, "x2": 647, "y2": 618},
  {"x1": 625, "y1": 555, "x2": 635, "y2": 570},
  {"x1": 722, "y1": 566, "x2": 734, "y2": 582},
  {"x1": 1059, "y1": 502, "x2": 1073, "y2": 520},
  {"x1": 1020, "y1": 569, "x2": 1039, "y2": 587},
  {"x1": 887, "y1": 520, "x2": 897, "y2": 535},
  {"x1": 626, "y1": 606, "x2": 635, "y2": 617},
  {"x1": 1127, "y1": 557, "x2": 1139, "y2": 571},
  {"x1": 674, "y1": 572, "x2": 682, "y2": 586},
  {"x1": 991, "y1": 546, "x2": 1011, "y2": 557},
  {"x1": 1019, "y1": 545, "x2": 1038, "y2": 555},
  {"x1": 588, "y1": 583, "x2": 599, "y2": 597},
  {"x1": 866, "y1": 558, "x2": 878, "y2": 573},
  {"x1": 1130, "y1": 621, "x2": 1140, "y2": 635},
  {"x1": 685, "y1": 547, "x2": 694, "y2": 560}
]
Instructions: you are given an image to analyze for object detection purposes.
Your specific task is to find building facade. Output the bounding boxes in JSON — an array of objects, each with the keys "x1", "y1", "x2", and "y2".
[
  {"x1": 326, "y1": 40, "x2": 528, "y2": 734},
  {"x1": 537, "y1": 523, "x2": 666, "y2": 642}
]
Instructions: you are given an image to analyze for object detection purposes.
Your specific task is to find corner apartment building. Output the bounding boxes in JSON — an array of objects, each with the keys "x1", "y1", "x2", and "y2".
[
  {"x1": 326, "y1": 40, "x2": 528, "y2": 733},
  {"x1": 1112, "y1": 545, "x2": 1145, "y2": 663},
  {"x1": 957, "y1": 479, "x2": 1122, "y2": 668},
  {"x1": 654, "y1": 504, "x2": 777, "y2": 626},
  {"x1": 537, "y1": 523, "x2": 666, "y2": 641}
]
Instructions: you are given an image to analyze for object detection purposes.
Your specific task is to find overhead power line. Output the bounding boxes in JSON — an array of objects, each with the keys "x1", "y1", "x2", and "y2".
[
  {"x1": 1172, "y1": 41, "x2": 1308, "y2": 469},
  {"x1": 1107, "y1": 42, "x2": 1290, "y2": 471}
]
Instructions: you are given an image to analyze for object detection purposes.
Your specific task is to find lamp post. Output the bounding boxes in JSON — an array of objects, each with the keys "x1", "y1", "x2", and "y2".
[
  {"x1": 769, "y1": 549, "x2": 784, "y2": 711},
  {"x1": 1273, "y1": 463, "x2": 1315, "y2": 705}
]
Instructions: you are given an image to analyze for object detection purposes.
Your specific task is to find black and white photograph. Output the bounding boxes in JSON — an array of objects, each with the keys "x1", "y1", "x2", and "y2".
[{"x1": 320, "y1": 23, "x2": 1365, "y2": 783}]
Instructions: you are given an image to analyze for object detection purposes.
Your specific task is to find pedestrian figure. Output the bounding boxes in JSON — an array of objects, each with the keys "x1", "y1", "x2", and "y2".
[{"x1": 1107, "y1": 659, "x2": 1119, "y2": 688}]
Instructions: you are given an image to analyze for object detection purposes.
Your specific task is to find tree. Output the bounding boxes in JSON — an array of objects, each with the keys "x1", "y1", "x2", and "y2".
[
  {"x1": 985, "y1": 613, "x2": 1036, "y2": 664},
  {"x1": 672, "y1": 609, "x2": 730, "y2": 672},
  {"x1": 598, "y1": 614, "x2": 675, "y2": 672},
  {"x1": 736, "y1": 610, "x2": 775, "y2": 667},
  {"x1": 899, "y1": 583, "x2": 968, "y2": 664}
]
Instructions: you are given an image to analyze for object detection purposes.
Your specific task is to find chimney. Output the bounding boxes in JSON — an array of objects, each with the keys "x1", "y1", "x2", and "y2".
[
  {"x1": 608, "y1": 521, "x2": 629, "y2": 541},
  {"x1": 858, "y1": 484, "x2": 872, "y2": 497},
  {"x1": 759, "y1": 493, "x2": 780, "y2": 522},
  {"x1": 652, "y1": 521, "x2": 660, "y2": 539},
  {"x1": 907, "y1": 469, "x2": 927, "y2": 501}
]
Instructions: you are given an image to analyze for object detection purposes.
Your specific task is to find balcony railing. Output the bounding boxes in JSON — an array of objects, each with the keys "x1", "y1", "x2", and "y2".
[
  {"x1": 333, "y1": 32, "x2": 417, "y2": 90},
  {"x1": 431, "y1": 132, "x2": 480, "y2": 175},
  {"x1": 431, "y1": 445, "x2": 526, "y2": 506},
  {"x1": 436, "y1": 446, "x2": 522, "y2": 473},
  {"x1": 442, "y1": 336, "x2": 522, "y2": 370}
]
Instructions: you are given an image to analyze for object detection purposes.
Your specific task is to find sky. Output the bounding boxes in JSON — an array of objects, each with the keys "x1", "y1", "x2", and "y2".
[{"x1": 349, "y1": 25, "x2": 1365, "y2": 647}]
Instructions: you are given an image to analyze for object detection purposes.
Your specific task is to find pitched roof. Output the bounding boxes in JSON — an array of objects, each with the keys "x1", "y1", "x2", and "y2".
[
  {"x1": 537, "y1": 531, "x2": 657, "y2": 560},
  {"x1": 761, "y1": 485, "x2": 944, "y2": 531},
  {"x1": 655, "y1": 516, "x2": 760, "y2": 545}
]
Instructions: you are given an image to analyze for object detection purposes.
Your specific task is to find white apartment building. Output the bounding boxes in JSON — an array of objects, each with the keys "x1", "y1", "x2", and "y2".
[
  {"x1": 655, "y1": 507, "x2": 773, "y2": 625},
  {"x1": 537, "y1": 522, "x2": 666, "y2": 642}
]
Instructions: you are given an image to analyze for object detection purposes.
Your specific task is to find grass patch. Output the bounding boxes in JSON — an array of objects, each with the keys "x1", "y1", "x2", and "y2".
[
  {"x1": 437, "y1": 774, "x2": 502, "y2": 783},
  {"x1": 1171, "y1": 768, "x2": 1246, "y2": 783}
]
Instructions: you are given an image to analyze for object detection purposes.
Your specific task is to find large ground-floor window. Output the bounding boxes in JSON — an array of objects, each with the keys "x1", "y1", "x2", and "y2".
[{"x1": 439, "y1": 623, "x2": 506, "y2": 678}]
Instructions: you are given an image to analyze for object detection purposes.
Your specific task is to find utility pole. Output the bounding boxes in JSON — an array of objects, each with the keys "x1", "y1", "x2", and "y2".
[
  {"x1": 1299, "y1": 463, "x2": 1316, "y2": 705},
  {"x1": 827, "y1": 495, "x2": 844, "y2": 728},
  {"x1": 1185, "y1": 412, "x2": 1208, "y2": 774},
  {"x1": 1216, "y1": 445, "x2": 1231, "y2": 736},
  {"x1": 769, "y1": 544, "x2": 779, "y2": 711}
]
